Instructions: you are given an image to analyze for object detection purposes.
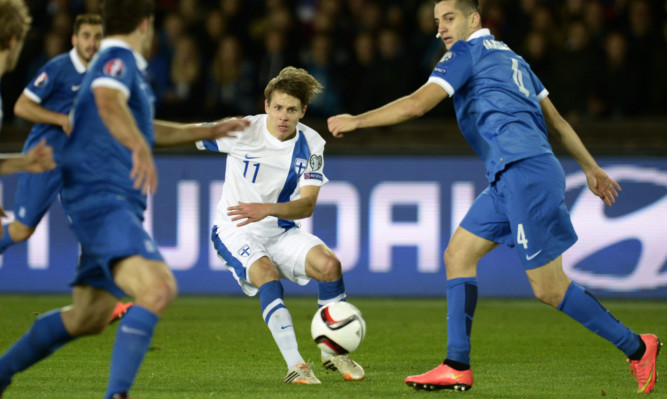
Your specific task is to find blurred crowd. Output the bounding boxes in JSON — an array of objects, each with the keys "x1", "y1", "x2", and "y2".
[{"x1": 3, "y1": 0, "x2": 667, "y2": 125}]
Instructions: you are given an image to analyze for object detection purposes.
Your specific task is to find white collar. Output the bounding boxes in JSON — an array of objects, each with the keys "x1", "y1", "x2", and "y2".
[
  {"x1": 99, "y1": 38, "x2": 148, "y2": 71},
  {"x1": 467, "y1": 28, "x2": 491, "y2": 41},
  {"x1": 68, "y1": 48, "x2": 87, "y2": 73}
]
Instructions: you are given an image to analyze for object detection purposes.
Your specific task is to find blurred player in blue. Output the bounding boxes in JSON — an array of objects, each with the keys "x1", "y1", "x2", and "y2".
[
  {"x1": 329, "y1": 0, "x2": 660, "y2": 394},
  {"x1": 0, "y1": 14, "x2": 103, "y2": 251},
  {"x1": 0, "y1": 0, "x2": 248, "y2": 398},
  {"x1": 3, "y1": 13, "x2": 132, "y2": 322},
  {"x1": 0, "y1": 0, "x2": 55, "y2": 179},
  {"x1": 197, "y1": 66, "x2": 364, "y2": 384}
]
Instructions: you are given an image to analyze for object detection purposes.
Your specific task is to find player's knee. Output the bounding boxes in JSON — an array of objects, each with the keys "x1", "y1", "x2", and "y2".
[
  {"x1": 138, "y1": 277, "x2": 178, "y2": 314},
  {"x1": 444, "y1": 246, "x2": 466, "y2": 273},
  {"x1": 316, "y1": 256, "x2": 342, "y2": 282}
]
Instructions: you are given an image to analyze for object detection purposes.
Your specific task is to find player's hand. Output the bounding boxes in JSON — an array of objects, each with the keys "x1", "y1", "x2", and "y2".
[
  {"x1": 206, "y1": 118, "x2": 250, "y2": 140},
  {"x1": 585, "y1": 166, "x2": 621, "y2": 206},
  {"x1": 130, "y1": 141, "x2": 158, "y2": 195},
  {"x1": 327, "y1": 114, "x2": 359, "y2": 138},
  {"x1": 227, "y1": 202, "x2": 272, "y2": 227},
  {"x1": 22, "y1": 139, "x2": 56, "y2": 173}
]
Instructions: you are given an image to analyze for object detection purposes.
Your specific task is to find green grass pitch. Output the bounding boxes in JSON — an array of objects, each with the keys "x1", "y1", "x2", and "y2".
[{"x1": 0, "y1": 295, "x2": 665, "y2": 398}]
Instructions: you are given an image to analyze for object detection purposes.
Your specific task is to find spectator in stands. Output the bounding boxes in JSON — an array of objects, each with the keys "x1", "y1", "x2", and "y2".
[
  {"x1": 549, "y1": 20, "x2": 600, "y2": 121},
  {"x1": 301, "y1": 34, "x2": 342, "y2": 116},
  {"x1": 158, "y1": 35, "x2": 206, "y2": 120},
  {"x1": 205, "y1": 35, "x2": 258, "y2": 117}
]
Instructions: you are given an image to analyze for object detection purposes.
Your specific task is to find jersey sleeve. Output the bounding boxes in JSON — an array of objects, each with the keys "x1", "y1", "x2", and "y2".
[
  {"x1": 426, "y1": 43, "x2": 474, "y2": 96},
  {"x1": 23, "y1": 59, "x2": 61, "y2": 104},
  {"x1": 195, "y1": 117, "x2": 248, "y2": 153},
  {"x1": 89, "y1": 50, "x2": 136, "y2": 99},
  {"x1": 528, "y1": 68, "x2": 549, "y2": 101},
  {"x1": 300, "y1": 145, "x2": 328, "y2": 187}
]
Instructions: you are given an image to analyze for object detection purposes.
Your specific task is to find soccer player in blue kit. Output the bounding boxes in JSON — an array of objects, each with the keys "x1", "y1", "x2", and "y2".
[
  {"x1": 0, "y1": 14, "x2": 103, "y2": 251},
  {"x1": 329, "y1": 0, "x2": 660, "y2": 394},
  {"x1": 198, "y1": 66, "x2": 365, "y2": 384},
  {"x1": 0, "y1": 0, "x2": 248, "y2": 398},
  {"x1": 0, "y1": 0, "x2": 55, "y2": 180},
  {"x1": 4, "y1": 13, "x2": 132, "y2": 322}
]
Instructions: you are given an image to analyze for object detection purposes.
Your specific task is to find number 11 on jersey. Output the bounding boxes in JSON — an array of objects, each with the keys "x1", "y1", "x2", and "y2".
[{"x1": 243, "y1": 160, "x2": 260, "y2": 183}]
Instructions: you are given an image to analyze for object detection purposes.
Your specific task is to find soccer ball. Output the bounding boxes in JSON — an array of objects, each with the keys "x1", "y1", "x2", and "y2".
[{"x1": 311, "y1": 301, "x2": 366, "y2": 355}]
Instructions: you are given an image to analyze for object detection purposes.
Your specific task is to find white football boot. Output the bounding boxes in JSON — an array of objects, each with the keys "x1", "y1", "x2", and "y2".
[
  {"x1": 322, "y1": 353, "x2": 365, "y2": 381},
  {"x1": 283, "y1": 362, "x2": 321, "y2": 384}
]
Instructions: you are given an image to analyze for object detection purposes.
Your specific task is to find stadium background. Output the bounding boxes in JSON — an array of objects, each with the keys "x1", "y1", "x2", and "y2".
[{"x1": 0, "y1": 0, "x2": 665, "y2": 298}]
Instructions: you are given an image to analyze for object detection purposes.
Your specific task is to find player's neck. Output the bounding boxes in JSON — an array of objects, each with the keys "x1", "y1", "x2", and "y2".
[{"x1": 105, "y1": 33, "x2": 144, "y2": 57}]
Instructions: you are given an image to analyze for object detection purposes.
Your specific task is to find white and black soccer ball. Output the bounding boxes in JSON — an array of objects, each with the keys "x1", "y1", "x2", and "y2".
[{"x1": 311, "y1": 301, "x2": 366, "y2": 355}]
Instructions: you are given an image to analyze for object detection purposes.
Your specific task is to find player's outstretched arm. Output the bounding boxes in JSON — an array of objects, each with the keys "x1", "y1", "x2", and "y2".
[
  {"x1": 94, "y1": 86, "x2": 157, "y2": 195},
  {"x1": 14, "y1": 92, "x2": 71, "y2": 135},
  {"x1": 153, "y1": 118, "x2": 250, "y2": 147},
  {"x1": 540, "y1": 97, "x2": 621, "y2": 206},
  {"x1": 0, "y1": 139, "x2": 56, "y2": 175},
  {"x1": 328, "y1": 82, "x2": 447, "y2": 138}
]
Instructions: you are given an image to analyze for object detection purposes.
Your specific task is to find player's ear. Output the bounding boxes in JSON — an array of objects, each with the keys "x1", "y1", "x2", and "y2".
[
  {"x1": 470, "y1": 12, "x2": 481, "y2": 29},
  {"x1": 300, "y1": 105, "x2": 307, "y2": 119},
  {"x1": 71, "y1": 33, "x2": 76, "y2": 48},
  {"x1": 264, "y1": 99, "x2": 270, "y2": 113}
]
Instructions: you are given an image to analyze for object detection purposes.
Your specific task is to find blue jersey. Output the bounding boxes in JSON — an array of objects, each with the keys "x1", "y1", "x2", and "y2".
[
  {"x1": 62, "y1": 39, "x2": 155, "y2": 212},
  {"x1": 21, "y1": 48, "x2": 87, "y2": 161},
  {"x1": 428, "y1": 29, "x2": 553, "y2": 183}
]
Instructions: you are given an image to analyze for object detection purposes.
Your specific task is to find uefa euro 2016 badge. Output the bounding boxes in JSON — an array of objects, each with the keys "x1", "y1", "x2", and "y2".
[
  {"x1": 440, "y1": 51, "x2": 454, "y2": 63},
  {"x1": 309, "y1": 154, "x2": 323, "y2": 171},
  {"x1": 103, "y1": 58, "x2": 127, "y2": 78},
  {"x1": 34, "y1": 71, "x2": 49, "y2": 87}
]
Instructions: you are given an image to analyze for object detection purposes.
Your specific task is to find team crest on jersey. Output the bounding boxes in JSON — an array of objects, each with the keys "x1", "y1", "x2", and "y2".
[
  {"x1": 309, "y1": 154, "x2": 323, "y2": 171},
  {"x1": 103, "y1": 58, "x2": 126, "y2": 78},
  {"x1": 440, "y1": 51, "x2": 454, "y2": 63},
  {"x1": 238, "y1": 244, "x2": 251, "y2": 257},
  {"x1": 34, "y1": 71, "x2": 48, "y2": 87},
  {"x1": 294, "y1": 158, "x2": 308, "y2": 175}
]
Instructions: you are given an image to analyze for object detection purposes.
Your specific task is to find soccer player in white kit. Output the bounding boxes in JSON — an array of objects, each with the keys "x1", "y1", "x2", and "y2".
[{"x1": 197, "y1": 67, "x2": 364, "y2": 384}]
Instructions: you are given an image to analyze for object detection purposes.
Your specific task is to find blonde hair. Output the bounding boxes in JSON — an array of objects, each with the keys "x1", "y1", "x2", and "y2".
[
  {"x1": 264, "y1": 66, "x2": 323, "y2": 107},
  {"x1": 0, "y1": 0, "x2": 31, "y2": 51}
]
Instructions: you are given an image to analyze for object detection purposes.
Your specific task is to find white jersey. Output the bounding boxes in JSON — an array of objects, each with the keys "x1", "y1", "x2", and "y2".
[{"x1": 196, "y1": 114, "x2": 328, "y2": 235}]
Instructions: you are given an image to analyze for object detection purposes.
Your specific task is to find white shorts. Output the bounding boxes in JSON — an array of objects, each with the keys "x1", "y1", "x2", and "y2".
[{"x1": 211, "y1": 224, "x2": 325, "y2": 296}]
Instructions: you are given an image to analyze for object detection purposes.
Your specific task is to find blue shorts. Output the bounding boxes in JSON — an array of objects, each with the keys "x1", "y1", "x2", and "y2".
[
  {"x1": 13, "y1": 168, "x2": 63, "y2": 227},
  {"x1": 67, "y1": 198, "x2": 164, "y2": 298},
  {"x1": 460, "y1": 154, "x2": 577, "y2": 269}
]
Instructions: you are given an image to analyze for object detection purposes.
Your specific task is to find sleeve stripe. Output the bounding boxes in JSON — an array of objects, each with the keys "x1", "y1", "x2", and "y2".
[
  {"x1": 427, "y1": 77, "x2": 455, "y2": 96},
  {"x1": 91, "y1": 77, "x2": 130, "y2": 99},
  {"x1": 22, "y1": 88, "x2": 42, "y2": 104},
  {"x1": 197, "y1": 140, "x2": 219, "y2": 152},
  {"x1": 536, "y1": 88, "x2": 549, "y2": 101}
]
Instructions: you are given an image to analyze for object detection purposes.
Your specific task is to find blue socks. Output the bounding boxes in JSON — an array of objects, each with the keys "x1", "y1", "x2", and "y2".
[
  {"x1": 317, "y1": 278, "x2": 346, "y2": 308},
  {"x1": 259, "y1": 280, "x2": 287, "y2": 323},
  {"x1": 0, "y1": 225, "x2": 15, "y2": 253},
  {"x1": 445, "y1": 277, "x2": 478, "y2": 366},
  {"x1": 258, "y1": 280, "x2": 304, "y2": 368},
  {"x1": 558, "y1": 282, "x2": 640, "y2": 357},
  {"x1": 0, "y1": 309, "x2": 73, "y2": 390},
  {"x1": 105, "y1": 305, "x2": 159, "y2": 399}
]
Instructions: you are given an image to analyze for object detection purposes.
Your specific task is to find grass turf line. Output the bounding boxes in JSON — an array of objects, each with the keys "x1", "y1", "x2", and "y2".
[{"x1": 0, "y1": 295, "x2": 665, "y2": 398}]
